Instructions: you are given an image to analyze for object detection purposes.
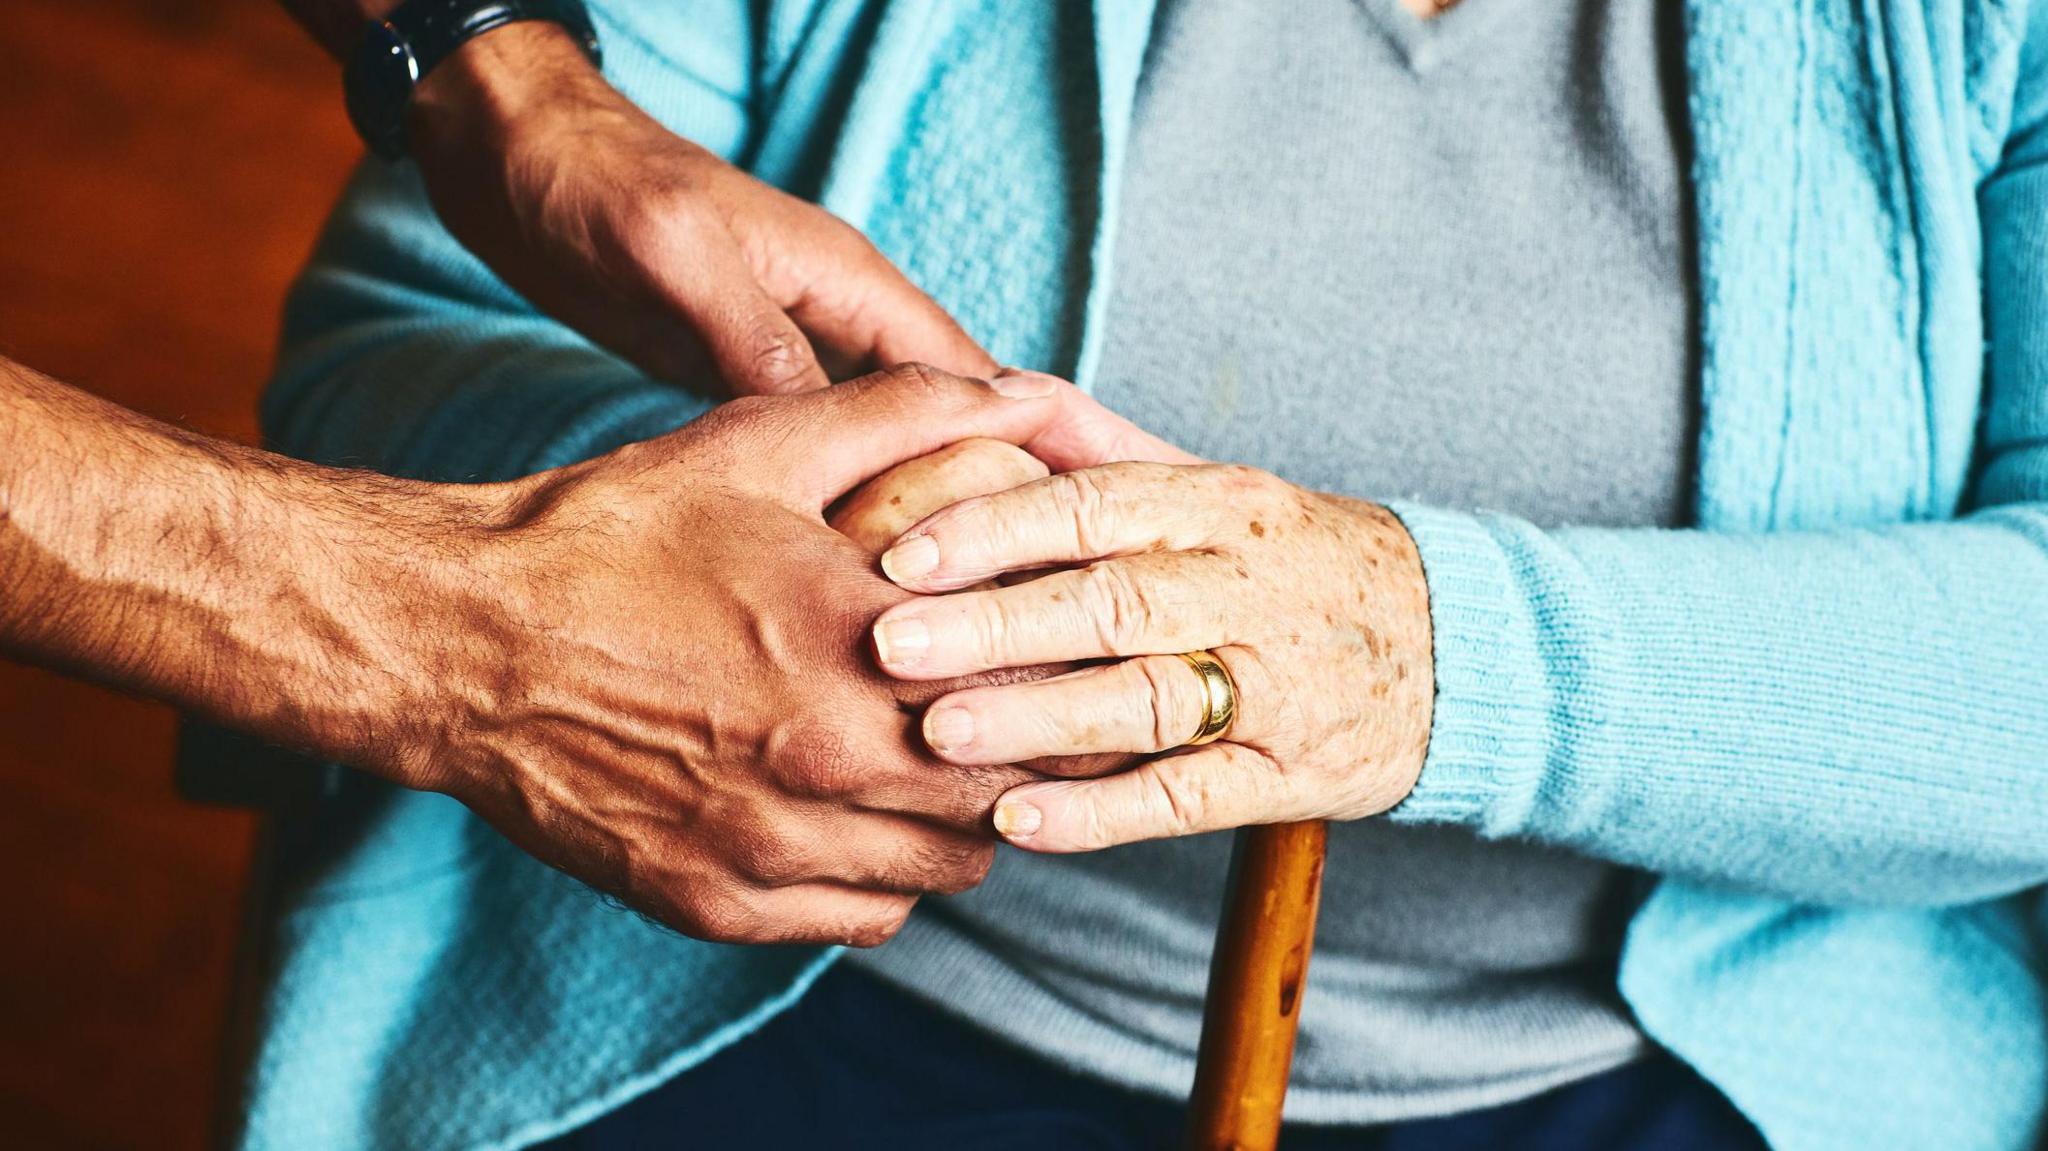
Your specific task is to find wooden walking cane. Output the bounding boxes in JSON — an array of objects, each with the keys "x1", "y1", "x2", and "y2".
[{"x1": 1185, "y1": 818, "x2": 1329, "y2": 1150}]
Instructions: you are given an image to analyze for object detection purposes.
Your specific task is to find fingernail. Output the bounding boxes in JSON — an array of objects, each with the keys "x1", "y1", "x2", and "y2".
[
  {"x1": 880, "y1": 535, "x2": 940, "y2": 582},
  {"x1": 873, "y1": 616, "x2": 930, "y2": 667},
  {"x1": 923, "y1": 706, "x2": 975, "y2": 752},
  {"x1": 986, "y1": 371, "x2": 1058, "y2": 398},
  {"x1": 993, "y1": 800, "x2": 1042, "y2": 840}
]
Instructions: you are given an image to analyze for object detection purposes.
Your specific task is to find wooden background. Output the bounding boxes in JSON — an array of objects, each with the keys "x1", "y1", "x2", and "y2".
[{"x1": 0, "y1": 1, "x2": 358, "y2": 1146}]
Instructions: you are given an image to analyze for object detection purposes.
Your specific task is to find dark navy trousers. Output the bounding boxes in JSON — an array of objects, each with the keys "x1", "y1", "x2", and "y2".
[{"x1": 541, "y1": 967, "x2": 1767, "y2": 1150}]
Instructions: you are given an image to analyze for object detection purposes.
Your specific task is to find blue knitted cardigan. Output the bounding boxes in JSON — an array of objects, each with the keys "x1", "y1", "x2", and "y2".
[{"x1": 239, "y1": 2, "x2": 2048, "y2": 1148}]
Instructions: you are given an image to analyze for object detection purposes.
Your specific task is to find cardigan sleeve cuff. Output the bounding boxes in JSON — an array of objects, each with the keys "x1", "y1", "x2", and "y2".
[{"x1": 1378, "y1": 502, "x2": 1553, "y2": 837}]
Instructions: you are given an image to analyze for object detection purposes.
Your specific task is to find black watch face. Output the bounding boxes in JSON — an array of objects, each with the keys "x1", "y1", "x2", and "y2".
[{"x1": 345, "y1": 21, "x2": 418, "y2": 160}]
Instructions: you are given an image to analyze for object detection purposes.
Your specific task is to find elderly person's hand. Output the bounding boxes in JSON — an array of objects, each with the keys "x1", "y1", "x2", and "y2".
[
  {"x1": 830, "y1": 414, "x2": 1147, "y2": 788},
  {"x1": 869, "y1": 459, "x2": 1436, "y2": 852},
  {"x1": 831, "y1": 368, "x2": 1197, "y2": 556}
]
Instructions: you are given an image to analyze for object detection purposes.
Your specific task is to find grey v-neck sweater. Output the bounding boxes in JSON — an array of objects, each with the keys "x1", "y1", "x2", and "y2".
[{"x1": 849, "y1": 0, "x2": 1696, "y2": 1122}]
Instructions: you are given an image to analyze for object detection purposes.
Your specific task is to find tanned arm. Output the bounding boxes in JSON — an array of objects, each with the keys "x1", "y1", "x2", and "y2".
[
  {"x1": 272, "y1": 0, "x2": 993, "y2": 395},
  {"x1": 0, "y1": 353, "x2": 1162, "y2": 944},
  {"x1": 0, "y1": 355, "x2": 502, "y2": 777}
]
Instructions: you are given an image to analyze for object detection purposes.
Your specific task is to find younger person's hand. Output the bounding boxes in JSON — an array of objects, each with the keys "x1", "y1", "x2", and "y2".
[
  {"x1": 406, "y1": 23, "x2": 995, "y2": 395},
  {"x1": 394, "y1": 367, "x2": 1074, "y2": 946}
]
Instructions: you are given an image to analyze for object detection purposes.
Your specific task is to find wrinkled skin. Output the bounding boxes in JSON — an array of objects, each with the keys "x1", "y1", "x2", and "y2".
[{"x1": 873, "y1": 459, "x2": 1436, "y2": 854}]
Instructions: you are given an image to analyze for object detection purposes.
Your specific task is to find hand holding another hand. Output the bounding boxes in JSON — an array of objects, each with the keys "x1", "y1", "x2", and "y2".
[
  {"x1": 351, "y1": 358, "x2": 1315, "y2": 945},
  {"x1": 381, "y1": 366, "x2": 1133, "y2": 947},
  {"x1": 871, "y1": 457, "x2": 1437, "y2": 853},
  {"x1": 830, "y1": 438, "x2": 1048, "y2": 556}
]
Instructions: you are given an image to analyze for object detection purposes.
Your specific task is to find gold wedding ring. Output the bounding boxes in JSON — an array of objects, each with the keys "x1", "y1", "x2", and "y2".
[{"x1": 1177, "y1": 650, "x2": 1239, "y2": 747}]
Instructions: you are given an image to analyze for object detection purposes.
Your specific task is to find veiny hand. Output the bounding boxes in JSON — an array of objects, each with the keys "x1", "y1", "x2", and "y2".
[
  {"x1": 389, "y1": 366, "x2": 1117, "y2": 947},
  {"x1": 405, "y1": 23, "x2": 994, "y2": 394},
  {"x1": 868, "y1": 461, "x2": 1436, "y2": 852}
]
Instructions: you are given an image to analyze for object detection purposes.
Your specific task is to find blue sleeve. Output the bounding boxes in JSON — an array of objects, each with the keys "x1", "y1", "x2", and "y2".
[
  {"x1": 261, "y1": 2, "x2": 769, "y2": 481},
  {"x1": 1383, "y1": 22, "x2": 2048, "y2": 908}
]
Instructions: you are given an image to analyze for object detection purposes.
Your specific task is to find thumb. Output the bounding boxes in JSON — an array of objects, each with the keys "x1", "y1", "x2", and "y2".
[
  {"x1": 649, "y1": 235, "x2": 833, "y2": 397},
  {"x1": 792, "y1": 268, "x2": 1000, "y2": 382},
  {"x1": 998, "y1": 370, "x2": 1205, "y2": 470},
  {"x1": 762, "y1": 364, "x2": 1077, "y2": 511},
  {"x1": 773, "y1": 207, "x2": 1000, "y2": 380}
]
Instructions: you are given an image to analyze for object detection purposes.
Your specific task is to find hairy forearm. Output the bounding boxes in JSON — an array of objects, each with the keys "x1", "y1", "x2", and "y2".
[{"x1": 0, "y1": 357, "x2": 507, "y2": 781}]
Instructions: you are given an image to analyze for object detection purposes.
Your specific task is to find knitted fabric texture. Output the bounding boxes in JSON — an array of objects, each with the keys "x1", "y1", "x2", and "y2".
[{"x1": 238, "y1": 2, "x2": 2048, "y2": 1149}]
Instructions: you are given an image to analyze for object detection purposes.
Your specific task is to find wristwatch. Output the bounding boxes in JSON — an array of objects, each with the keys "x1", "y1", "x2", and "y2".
[{"x1": 344, "y1": 0, "x2": 601, "y2": 161}]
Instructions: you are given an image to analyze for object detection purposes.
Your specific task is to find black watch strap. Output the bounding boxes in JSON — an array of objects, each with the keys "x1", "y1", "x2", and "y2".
[{"x1": 345, "y1": 0, "x2": 601, "y2": 161}]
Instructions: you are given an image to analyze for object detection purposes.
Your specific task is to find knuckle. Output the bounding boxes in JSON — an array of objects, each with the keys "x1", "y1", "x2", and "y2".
[
  {"x1": 729, "y1": 825, "x2": 807, "y2": 885},
  {"x1": 783, "y1": 729, "x2": 865, "y2": 799},
  {"x1": 1051, "y1": 469, "x2": 1118, "y2": 553},
  {"x1": 1149, "y1": 769, "x2": 1210, "y2": 838},
  {"x1": 738, "y1": 321, "x2": 816, "y2": 394},
  {"x1": 970, "y1": 597, "x2": 1019, "y2": 663},
  {"x1": 1133, "y1": 657, "x2": 1196, "y2": 749},
  {"x1": 1082, "y1": 562, "x2": 1155, "y2": 649},
  {"x1": 678, "y1": 885, "x2": 765, "y2": 943},
  {"x1": 1220, "y1": 647, "x2": 1284, "y2": 736},
  {"x1": 885, "y1": 360, "x2": 950, "y2": 395},
  {"x1": 919, "y1": 839, "x2": 998, "y2": 895}
]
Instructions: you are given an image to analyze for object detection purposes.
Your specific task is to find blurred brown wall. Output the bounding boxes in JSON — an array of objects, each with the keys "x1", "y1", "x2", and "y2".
[{"x1": 0, "y1": 2, "x2": 358, "y2": 1146}]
